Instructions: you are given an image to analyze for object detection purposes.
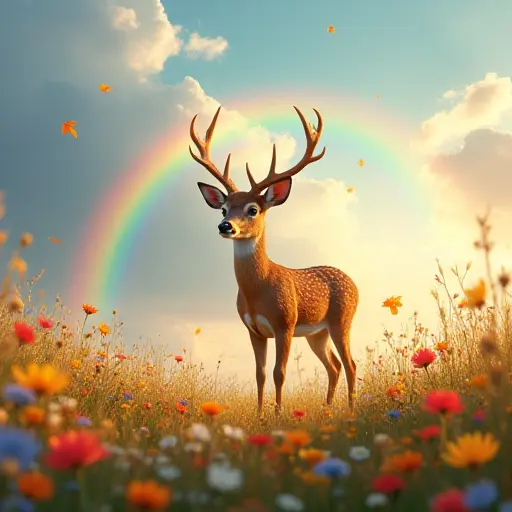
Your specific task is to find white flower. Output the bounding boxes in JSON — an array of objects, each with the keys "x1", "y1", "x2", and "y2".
[
  {"x1": 349, "y1": 446, "x2": 371, "y2": 462},
  {"x1": 155, "y1": 454, "x2": 171, "y2": 466},
  {"x1": 188, "y1": 423, "x2": 211, "y2": 442},
  {"x1": 365, "y1": 493, "x2": 389, "y2": 508},
  {"x1": 272, "y1": 430, "x2": 286, "y2": 438},
  {"x1": 159, "y1": 435, "x2": 178, "y2": 449},
  {"x1": 275, "y1": 493, "x2": 304, "y2": 511},
  {"x1": 222, "y1": 424, "x2": 245, "y2": 441},
  {"x1": 156, "y1": 465, "x2": 182, "y2": 481},
  {"x1": 373, "y1": 433, "x2": 391, "y2": 447},
  {"x1": 184, "y1": 442, "x2": 203, "y2": 453},
  {"x1": 206, "y1": 463, "x2": 243, "y2": 492}
]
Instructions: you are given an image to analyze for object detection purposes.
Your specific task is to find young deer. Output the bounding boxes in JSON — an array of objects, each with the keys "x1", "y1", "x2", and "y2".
[{"x1": 190, "y1": 106, "x2": 359, "y2": 415}]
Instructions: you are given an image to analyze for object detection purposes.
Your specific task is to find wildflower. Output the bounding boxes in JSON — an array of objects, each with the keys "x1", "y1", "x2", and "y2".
[
  {"x1": 70, "y1": 360, "x2": 81, "y2": 370},
  {"x1": 464, "y1": 279, "x2": 486, "y2": 309},
  {"x1": 207, "y1": 462, "x2": 243, "y2": 492},
  {"x1": 275, "y1": 493, "x2": 304, "y2": 511},
  {"x1": 473, "y1": 410, "x2": 485, "y2": 423},
  {"x1": 18, "y1": 471, "x2": 54, "y2": 500},
  {"x1": 159, "y1": 436, "x2": 178, "y2": 450},
  {"x1": 2, "y1": 384, "x2": 36, "y2": 406},
  {"x1": 372, "y1": 474, "x2": 405, "y2": 494},
  {"x1": 386, "y1": 409, "x2": 401, "y2": 420},
  {"x1": 248, "y1": 434, "x2": 273, "y2": 447},
  {"x1": 76, "y1": 416, "x2": 92, "y2": 427},
  {"x1": 413, "y1": 425, "x2": 441, "y2": 442},
  {"x1": 21, "y1": 406, "x2": 45, "y2": 426},
  {"x1": 431, "y1": 488, "x2": 467, "y2": 512},
  {"x1": 12, "y1": 363, "x2": 69, "y2": 396},
  {"x1": 98, "y1": 323, "x2": 110, "y2": 336},
  {"x1": 174, "y1": 355, "x2": 184, "y2": 363},
  {"x1": 435, "y1": 342, "x2": 449, "y2": 352},
  {"x1": 349, "y1": 446, "x2": 371, "y2": 462},
  {"x1": 295, "y1": 468, "x2": 330, "y2": 485},
  {"x1": 442, "y1": 432, "x2": 499, "y2": 469},
  {"x1": 45, "y1": 430, "x2": 109, "y2": 469},
  {"x1": 319, "y1": 425, "x2": 336, "y2": 434},
  {"x1": 423, "y1": 390, "x2": 464, "y2": 415},
  {"x1": 469, "y1": 374, "x2": 488, "y2": 389},
  {"x1": 384, "y1": 450, "x2": 423, "y2": 473},
  {"x1": 386, "y1": 385, "x2": 403, "y2": 400},
  {"x1": 284, "y1": 430, "x2": 311, "y2": 448},
  {"x1": 14, "y1": 322, "x2": 35, "y2": 344},
  {"x1": 374, "y1": 433, "x2": 391, "y2": 447},
  {"x1": 37, "y1": 316, "x2": 53, "y2": 329},
  {"x1": 201, "y1": 401, "x2": 222, "y2": 416},
  {"x1": 411, "y1": 348, "x2": 437, "y2": 369},
  {"x1": 313, "y1": 458, "x2": 351, "y2": 478},
  {"x1": 188, "y1": 423, "x2": 211, "y2": 442},
  {"x1": 156, "y1": 465, "x2": 181, "y2": 481},
  {"x1": 464, "y1": 480, "x2": 498, "y2": 510},
  {"x1": 222, "y1": 425, "x2": 245, "y2": 441},
  {"x1": 126, "y1": 480, "x2": 171, "y2": 510},
  {"x1": 0, "y1": 427, "x2": 41, "y2": 470},
  {"x1": 293, "y1": 409, "x2": 306, "y2": 419},
  {"x1": 123, "y1": 392, "x2": 133, "y2": 401},
  {"x1": 382, "y1": 296, "x2": 403, "y2": 315},
  {"x1": 298, "y1": 448, "x2": 329, "y2": 466},
  {"x1": 82, "y1": 304, "x2": 98, "y2": 315},
  {"x1": 365, "y1": 493, "x2": 389, "y2": 508}
]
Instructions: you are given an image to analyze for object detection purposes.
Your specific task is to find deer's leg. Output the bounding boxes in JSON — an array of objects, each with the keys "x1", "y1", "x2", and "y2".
[
  {"x1": 249, "y1": 331, "x2": 268, "y2": 416},
  {"x1": 305, "y1": 330, "x2": 341, "y2": 406},
  {"x1": 273, "y1": 330, "x2": 293, "y2": 415},
  {"x1": 328, "y1": 320, "x2": 357, "y2": 411}
]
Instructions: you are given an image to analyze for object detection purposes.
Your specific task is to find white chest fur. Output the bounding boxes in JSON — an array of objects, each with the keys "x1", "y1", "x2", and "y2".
[{"x1": 243, "y1": 314, "x2": 326, "y2": 338}]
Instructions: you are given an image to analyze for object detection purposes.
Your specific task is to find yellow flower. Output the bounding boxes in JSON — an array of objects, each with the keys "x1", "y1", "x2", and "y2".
[
  {"x1": 464, "y1": 279, "x2": 486, "y2": 309},
  {"x1": 70, "y1": 360, "x2": 81, "y2": 370},
  {"x1": 98, "y1": 323, "x2": 110, "y2": 336},
  {"x1": 12, "y1": 364, "x2": 69, "y2": 396},
  {"x1": 435, "y1": 341, "x2": 449, "y2": 352},
  {"x1": 442, "y1": 431, "x2": 499, "y2": 469},
  {"x1": 298, "y1": 448, "x2": 329, "y2": 466}
]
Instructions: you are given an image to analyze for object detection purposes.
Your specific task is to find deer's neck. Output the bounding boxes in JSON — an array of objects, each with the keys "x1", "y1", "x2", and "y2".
[{"x1": 233, "y1": 233, "x2": 271, "y2": 297}]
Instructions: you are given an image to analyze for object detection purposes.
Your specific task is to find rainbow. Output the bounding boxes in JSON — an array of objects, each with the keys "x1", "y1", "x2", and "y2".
[{"x1": 67, "y1": 88, "x2": 427, "y2": 311}]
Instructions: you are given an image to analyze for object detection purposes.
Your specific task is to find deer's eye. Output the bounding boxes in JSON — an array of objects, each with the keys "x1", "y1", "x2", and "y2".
[
  {"x1": 248, "y1": 206, "x2": 258, "y2": 217},
  {"x1": 221, "y1": 208, "x2": 227, "y2": 217}
]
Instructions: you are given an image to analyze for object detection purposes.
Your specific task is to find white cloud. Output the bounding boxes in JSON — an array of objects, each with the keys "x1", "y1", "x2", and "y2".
[
  {"x1": 110, "y1": 6, "x2": 139, "y2": 30},
  {"x1": 414, "y1": 73, "x2": 512, "y2": 154},
  {"x1": 441, "y1": 89, "x2": 458, "y2": 100},
  {"x1": 185, "y1": 32, "x2": 229, "y2": 61}
]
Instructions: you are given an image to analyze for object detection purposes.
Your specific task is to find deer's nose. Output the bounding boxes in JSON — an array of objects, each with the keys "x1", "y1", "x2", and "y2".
[{"x1": 218, "y1": 221, "x2": 234, "y2": 234}]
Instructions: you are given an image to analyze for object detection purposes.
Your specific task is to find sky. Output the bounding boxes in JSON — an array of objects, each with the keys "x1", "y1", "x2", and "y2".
[{"x1": 1, "y1": 0, "x2": 512, "y2": 390}]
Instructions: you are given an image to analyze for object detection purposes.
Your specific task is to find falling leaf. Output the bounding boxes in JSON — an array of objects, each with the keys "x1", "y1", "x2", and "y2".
[
  {"x1": 346, "y1": 187, "x2": 355, "y2": 193},
  {"x1": 48, "y1": 236, "x2": 62, "y2": 246},
  {"x1": 99, "y1": 83, "x2": 111, "y2": 93},
  {"x1": 375, "y1": 94, "x2": 381, "y2": 99},
  {"x1": 327, "y1": 26, "x2": 335, "y2": 33},
  {"x1": 62, "y1": 121, "x2": 78, "y2": 139},
  {"x1": 382, "y1": 296, "x2": 403, "y2": 315},
  {"x1": 357, "y1": 159, "x2": 364, "y2": 167}
]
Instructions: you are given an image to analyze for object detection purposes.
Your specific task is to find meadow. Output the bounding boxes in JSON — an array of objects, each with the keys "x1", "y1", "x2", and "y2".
[{"x1": 0, "y1": 193, "x2": 511, "y2": 512}]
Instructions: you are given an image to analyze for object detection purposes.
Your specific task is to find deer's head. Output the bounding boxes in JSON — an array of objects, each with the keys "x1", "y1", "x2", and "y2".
[{"x1": 190, "y1": 106, "x2": 326, "y2": 241}]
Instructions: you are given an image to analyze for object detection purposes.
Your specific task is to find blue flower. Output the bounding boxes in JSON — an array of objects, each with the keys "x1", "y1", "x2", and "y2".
[
  {"x1": 76, "y1": 416, "x2": 92, "y2": 427},
  {"x1": 499, "y1": 500, "x2": 512, "y2": 512},
  {"x1": 314, "y1": 458, "x2": 351, "y2": 478},
  {"x1": 179, "y1": 398, "x2": 188, "y2": 406},
  {"x1": 465, "y1": 480, "x2": 498, "y2": 510},
  {"x1": 123, "y1": 392, "x2": 133, "y2": 401},
  {"x1": 386, "y1": 409, "x2": 401, "y2": 420},
  {"x1": 0, "y1": 495, "x2": 34, "y2": 512},
  {"x1": 0, "y1": 428, "x2": 41, "y2": 470},
  {"x1": 2, "y1": 385, "x2": 36, "y2": 406}
]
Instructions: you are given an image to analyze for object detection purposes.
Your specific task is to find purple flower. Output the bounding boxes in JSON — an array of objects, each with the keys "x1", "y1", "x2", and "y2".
[
  {"x1": 75, "y1": 416, "x2": 92, "y2": 427},
  {"x1": 2, "y1": 385, "x2": 36, "y2": 406}
]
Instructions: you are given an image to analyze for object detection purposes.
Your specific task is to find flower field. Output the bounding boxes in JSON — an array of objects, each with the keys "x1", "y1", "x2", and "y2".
[{"x1": 0, "y1": 195, "x2": 511, "y2": 511}]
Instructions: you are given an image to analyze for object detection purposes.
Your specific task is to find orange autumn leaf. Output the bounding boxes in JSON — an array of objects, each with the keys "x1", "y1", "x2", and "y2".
[
  {"x1": 382, "y1": 296, "x2": 403, "y2": 315},
  {"x1": 346, "y1": 187, "x2": 355, "y2": 193},
  {"x1": 62, "y1": 121, "x2": 78, "y2": 139},
  {"x1": 327, "y1": 26, "x2": 335, "y2": 33},
  {"x1": 48, "y1": 236, "x2": 62, "y2": 246},
  {"x1": 99, "y1": 83, "x2": 111, "y2": 93},
  {"x1": 357, "y1": 159, "x2": 365, "y2": 167}
]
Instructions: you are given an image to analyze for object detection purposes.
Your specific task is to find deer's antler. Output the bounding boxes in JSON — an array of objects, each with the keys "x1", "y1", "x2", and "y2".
[
  {"x1": 189, "y1": 106, "x2": 238, "y2": 194},
  {"x1": 245, "y1": 106, "x2": 326, "y2": 194}
]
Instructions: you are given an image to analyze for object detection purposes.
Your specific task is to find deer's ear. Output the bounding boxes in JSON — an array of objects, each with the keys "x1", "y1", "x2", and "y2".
[
  {"x1": 197, "y1": 182, "x2": 227, "y2": 209},
  {"x1": 263, "y1": 177, "x2": 292, "y2": 207}
]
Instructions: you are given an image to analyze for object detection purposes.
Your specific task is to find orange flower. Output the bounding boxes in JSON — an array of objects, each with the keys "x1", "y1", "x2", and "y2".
[
  {"x1": 82, "y1": 304, "x2": 98, "y2": 315},
  {"x1": 464, "y1": 279, "x2": 486, "y2": 309},
  {"x1": 298, "y1": 448, "x2": 328, "y2": 466},
  {"x1": 201, "y1": 401, "x2": 222, "y2": 416},
  {"x1": 319, "y1": 425, "x2": 336, "y2": 434},
  {"x1": 295, "y1": 468, "x2": 330, "y2": 485},
  {"x1": 382, "y1": 296, "x2": 403, "y2": 315},
  {"x1": 126, "y1": 480, "x2": 171, "y2": 510},
  {"x1": 98, "y1": 323, "x2": 110, "y2": 336},
  {"x1": 384, "y1": 450, "x2": 423, "y2": 473},
  {"x1": 469, "y1": 374, "x2": 488, "y2": 389},
  {"x1": 18, "y1": 471, "x2": 54, "y2": 500},
  {"x1": 21, "y1": 406, "x2": 45, "y2": 426},
  {"x1": 284, "y1": 430, "x2": 311, "y2": 448},
  {"x1": 435, "y1": 342, "x2": 449, "y2": 352}
]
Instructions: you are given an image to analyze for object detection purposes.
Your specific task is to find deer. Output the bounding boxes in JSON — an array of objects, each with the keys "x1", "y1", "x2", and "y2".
[{"x1": 190, "y1": 105, "x2": 359, "y2": 416}]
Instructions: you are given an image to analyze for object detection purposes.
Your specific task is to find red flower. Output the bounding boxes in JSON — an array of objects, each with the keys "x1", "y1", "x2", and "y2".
[
  {"x1": 431, "y1": 488, "x2": 468, "y2": 512},
  {"x1": 37, "y1": 316, "x2": 54, "y2": 329},
  {"x1": 423, "y1": 390, "x2": 464, "y2": 415},
  {"x1": 14, "y1": 322, "x2": 35, "y2": 344},
  {"x1": 175, "y1": 402, "x2": 188, "y2": 414},
  {"x1": 473, "y1": 410, "x2": 485, "y2": 422},
  {"x1": 247, "y1": 434, "x2": 273, "y2": 447},
  {"x1": 44, "y1": 431, "x2": 109, "y2": 469},
  {"x1": 411, "y1": 348, "x2": 437, "y2": 369},
  {"x1": 143, "y1": 402, "x2": 152, "y2": 410},
  {"x1": 372, "y1": 474, "x2": 406, "y2": 494},
  {"x1": 293, "y1": 409, "x2": 306, "y2": 419},
  {"x1": 174, "y1": 355, "x2": 184, "y2": 363},
  {"x1": 413, "y1": 425, "x2": 441, "y2": 442},
  {"x1": 115, "y1": 353, "x2": 127, "y2": 360}
]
